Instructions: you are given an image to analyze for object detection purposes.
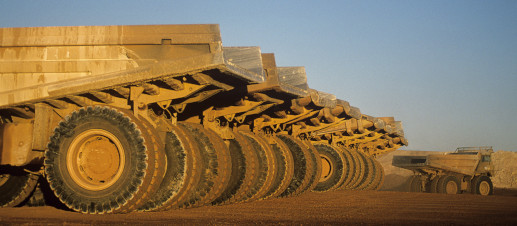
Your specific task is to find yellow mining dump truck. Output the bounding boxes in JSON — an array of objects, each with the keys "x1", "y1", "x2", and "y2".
[
  {"x1": 0, "y1": 24, "x2": 407, "y2": 213},
  {"x1": 393, "y1": 147, "x2": 494, "y2": 195}
]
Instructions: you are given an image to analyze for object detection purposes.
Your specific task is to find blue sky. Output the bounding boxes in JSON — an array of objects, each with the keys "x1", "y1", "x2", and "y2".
[{"x1": 1, "y1": 0, "x2": 516, "y2": 151}]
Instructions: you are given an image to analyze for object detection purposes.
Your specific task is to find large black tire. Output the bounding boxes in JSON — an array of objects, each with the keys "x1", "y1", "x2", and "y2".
[
  {"x1": 262, "y1": 136, "x2": 295, "y2": 199},
  {"x1": 372, "y1": 158, "x2": 385, "y2": 190},
  {"x1": 201, "y1": 127, "x2": 232, "y2": 205},
  {"x1": 276, "y1": 134, "x2": 313, "y2": 198},
  {"x1": 336, "y1": 147, "x2": 355, "y2": 189},
  {"x1": 25, "y1": 176, "x2": 68, "y2": 209},
  {"x1": 0, "y1": 166, "x2": 39, "y2": 207},
  {"x1": 313, "y1": 143, "x2": 345, "y2": 192},
  {"x1": 25, "y1": 182, "x2": 46, "y2": 207},
  {"x1": 228, "y1": 132, "x2": 260, "y2": 203},
  {"x1": 355, "y1": 150, "x2": 374, "y2": 190},
  {"x1": 212, "y1": 131, "x2": 249, "y2": 205},
  {"x1": 230, "y1": 131, "x2": 266, "y2": 203},
  {"x1": 301, "y1": 141, "x2": 322, "y2": 193},
  {"x1": 428, "y1": 175, "x2": 442, "y2": 193},
  {"x1": 122, "y1": 114, "x2": 167, "y2": 212},
  {"x1": 237, "y1": 131, "x2": 277, "y2": 202},
  {"x1": 45, "y1": 106, "x2": 155, "y2": 214},
  {"x1": 139, "y1": 124, "x2": 196, "y2": 211},
  {"x1": 346, "y1": 148, "x2": 364, "y2": 190},
  {"x1": 348, "y1": 149, "x2": 366, "y2": 190},
  {"x1": 176, "y1": 123, "x2": 231, "y2": 208},
  {"x1": 437, "y1": 175, "x2": 461, "y2": 194},
  {"x1": 471, "y1": 175, "x2": 493, "y2": 196},
  {"x1": 364, "y1": 156, "x2": 379, "y2": 190},
  {"x1": 407, "y1": 175, "x2": 422, "y2": 192},
  {"x1": 156, "y1": 125, "x2": 203, "y2": 211}
]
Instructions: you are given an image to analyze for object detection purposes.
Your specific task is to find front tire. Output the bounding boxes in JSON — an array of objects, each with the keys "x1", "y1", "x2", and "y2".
[
  {"x1": 45, "y1": 106, "x2": 154, "y2": 213},
  {"x1": 472, "y1": 175, "x2": 493, "y2": 196},
  {"x1": 313, "y1": 143, "x2": 345, "y2": 192}
]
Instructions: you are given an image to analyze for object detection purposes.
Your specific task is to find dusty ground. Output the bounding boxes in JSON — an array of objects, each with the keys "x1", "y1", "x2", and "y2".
[{"x1": 1, "y1": 189, "x2": 517, "y2": 225}]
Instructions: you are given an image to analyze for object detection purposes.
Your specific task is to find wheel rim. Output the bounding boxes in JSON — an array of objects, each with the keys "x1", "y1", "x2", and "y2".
[
  {"x1": 479, "y1": 181, "x2": 490, "y2": 195},
  {"x1": 445, "y1": 180, "x2": 458, "y2": 194},
  {"x1": 319, "y1": 155, "x2": 333, "y2": 182},
  {"x1": 67, "y1": 129, "x2": 125, "y2": 191}
]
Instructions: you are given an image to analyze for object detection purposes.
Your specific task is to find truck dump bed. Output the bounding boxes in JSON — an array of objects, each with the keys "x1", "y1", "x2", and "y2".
[
  {"x1": 0, "y1": 24, "x2": 269, "y2": 107},
  {"x1": 393, "y1": 147, "x2": 493, "y2": 176},
  {"x1": 393, "y1": 153, "x2": 481, "y2": 176}
]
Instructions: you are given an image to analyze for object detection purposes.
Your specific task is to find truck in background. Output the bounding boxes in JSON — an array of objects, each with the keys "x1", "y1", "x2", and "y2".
[{"x1": 392, "y1": 147, "x2": 494, "y2": 195}]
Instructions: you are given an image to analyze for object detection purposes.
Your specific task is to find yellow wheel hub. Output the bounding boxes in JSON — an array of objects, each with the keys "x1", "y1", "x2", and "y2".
[
  {"x1": 319, "y1": 155, "x2": 333, "y2": 182},
  {"x1": 445, "y1": 180, "x2": 458, "y2": 194},
  {"x1": 478, "y1": 181, "x2": 490, "y2": 195},
  {"x1": 67, "y1": 129, "x2": 125, "y2": 191}
]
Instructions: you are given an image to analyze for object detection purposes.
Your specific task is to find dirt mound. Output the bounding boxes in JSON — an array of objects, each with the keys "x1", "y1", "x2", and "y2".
[
  {"x1": 492, "y1": 150, "x2": 517, "y2": 188},
  {"x1": 377, "y1": 149, "x2": 517, "y2": 190}
]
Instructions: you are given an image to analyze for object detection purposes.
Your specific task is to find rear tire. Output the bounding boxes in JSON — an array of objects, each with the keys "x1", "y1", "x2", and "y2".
[
  {"x1": 0, "y1": 166, "x2": 39, "y2": 207},
  {"x1": 437, "y1": 175, "x2": 461, "y2": 194},
  {"x1": 25, "y1": 181, "x2": 46, "y2": 207},
  {"x1": 428, "y1": 175, "x2": 442, "y2": 193},
  {"x1": 407, "y1": 175, "x2": 422, "y2": 192}
]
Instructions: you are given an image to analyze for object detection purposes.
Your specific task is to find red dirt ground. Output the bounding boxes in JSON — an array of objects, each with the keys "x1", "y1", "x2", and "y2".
[{"x1": 1, "y1": 189, "x2": 516, "y2": 225}]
